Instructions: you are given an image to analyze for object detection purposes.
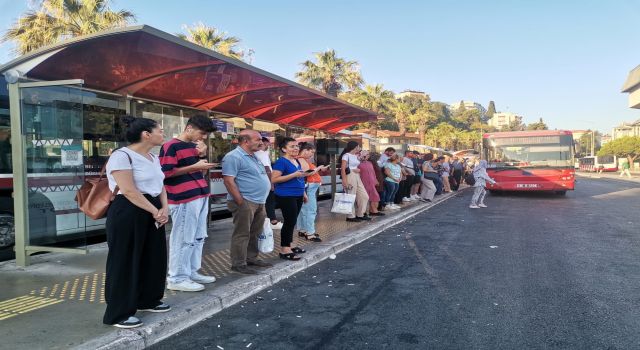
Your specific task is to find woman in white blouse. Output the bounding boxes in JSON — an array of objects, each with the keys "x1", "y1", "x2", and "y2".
[
  {"x1": 339, "y1": 141, "x2": 370, "y2": 222},
  {"x1": 102, "y1": 116, "x2": 169, "y2": 329}
]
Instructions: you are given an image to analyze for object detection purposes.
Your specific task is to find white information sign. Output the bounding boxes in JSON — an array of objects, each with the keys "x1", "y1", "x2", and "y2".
[{"x1": 61, "y1": 145, "x2": 83, "y2": 166}]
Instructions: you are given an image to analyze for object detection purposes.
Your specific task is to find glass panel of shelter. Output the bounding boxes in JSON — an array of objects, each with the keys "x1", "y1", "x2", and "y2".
[{"x1": 20, "y1": 85, "x2": 88, "y2": 248}]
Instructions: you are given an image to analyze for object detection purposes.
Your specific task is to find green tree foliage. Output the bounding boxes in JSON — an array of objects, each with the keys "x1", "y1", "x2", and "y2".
[
  {"x1": 177, "y1": 23, "x2": 248, "y2": 61},
  {"x1": 2, "y1": 0, "x2": 135, "y2": 55},
  {"x1": 296, "y1": 50, "x2": 363, "y2": 96},
  {"x1": 341, "y1": 84, "x2": 395, "y2": 136},
  {"x1": 577, "y1": 130, "x2": 600, "y2": 157},
  {"x1": 486, "y1": 101, "x2": 497, "y2": 120},
  {"x1": 392, "y1": 99, "x2": 412, "y2": 135},
  {"x1": 457, "y1": 100, "x2": 466, "y2": 112},
  {"x1": 453, "y1": 108, "x2": 482, "y2": 130},
  {"x1": 526, "y1": 118, "x2": 549, "y2": 131},
  {"x1": 503, "y1": 119, "x2": 525, "y2": 131},
  {"x1": 598, "y1": 136, "x2": 640, "y2": 166},
  {"x1": 394, "y1": 93, "x2": 432, "y2": 136}
]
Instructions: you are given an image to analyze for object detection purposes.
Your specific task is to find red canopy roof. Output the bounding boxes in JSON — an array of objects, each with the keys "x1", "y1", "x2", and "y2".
[{"x1": 0, "y1": 25, "x2": 376, "y2": 133}]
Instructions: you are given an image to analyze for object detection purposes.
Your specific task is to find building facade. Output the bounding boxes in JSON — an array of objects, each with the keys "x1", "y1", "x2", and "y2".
[
  {"x1": 612, "y1": 119, "x2": 640, "y2": 139},
  {"x1": 353, "y1": 129, "x2": 421, "y2": 153},
  {"x1": 448, "y1": 100, "x2": 487, "y2": 118},
  {"x1": 622, "y1": 65, "x2": 640, "y2": 109},
  {"x1": 395, "y1": 90, "x2": 428, "y2": 100},
  {"x1": 488, "y1": 112, "x2": 523, "y2": 130}
]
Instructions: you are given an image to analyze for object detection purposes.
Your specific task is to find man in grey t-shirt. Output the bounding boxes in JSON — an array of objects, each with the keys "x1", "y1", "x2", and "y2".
[{"x1": 222, "y1": 130, "x2": 273, "y2": 275}]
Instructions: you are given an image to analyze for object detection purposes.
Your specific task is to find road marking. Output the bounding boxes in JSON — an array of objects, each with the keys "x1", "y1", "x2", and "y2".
[{"x1": 405, "y1": 234, "x2": 448, "y2": 297}]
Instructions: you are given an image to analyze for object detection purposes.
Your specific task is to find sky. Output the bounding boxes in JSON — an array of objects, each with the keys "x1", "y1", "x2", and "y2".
[{"x1": 1, "y1": 0, "x2": 639, "y2": 133}]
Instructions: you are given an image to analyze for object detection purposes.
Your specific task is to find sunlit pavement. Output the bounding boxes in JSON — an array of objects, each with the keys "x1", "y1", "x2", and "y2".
[
  {"x1": 152, "y1": 178, "x2": 640, "y2": 350},
  {"x1": 0, "y1": 192, "x2": 460, "y2": 350}
]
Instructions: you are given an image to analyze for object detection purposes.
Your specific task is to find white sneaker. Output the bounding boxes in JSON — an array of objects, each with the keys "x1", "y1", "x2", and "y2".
[
  {"x1": 191, "y1": 272, "x2": 216, "y2": 284},
  {"x1": 392, "y1": 204, "x2": 402, "y2": 209},
  {"x1": 402, "y1": 197, "x2": 412, "y2": 202},
  {"x1": 270, "y1": 221, "x2": 283, "y2": 230},
  {"x1": 386, "y1": 204, "x2": 397, "y2": 210},
  {"x1": 411, "y1": 194, "x2": 420, "y2": 200},
  {"x1": 469, "y1": 205, "x2": 480, "y2": 209},
  {"x1": 478, "y1": 203, "x2": 487, "y2": 208},
  {"x1": 167, "y1": 280, "x2": 205, "y2": 292}
]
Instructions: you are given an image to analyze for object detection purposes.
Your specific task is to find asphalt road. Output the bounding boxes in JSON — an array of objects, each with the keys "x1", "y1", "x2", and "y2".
[{"x1": 152, "y1": 177, "x2": 640, "y2": 350}]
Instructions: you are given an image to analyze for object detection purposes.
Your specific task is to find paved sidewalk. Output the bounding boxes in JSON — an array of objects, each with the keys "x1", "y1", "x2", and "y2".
[
  {"x1": 576, "y1": 171, "x2": 640, "y2": 183},
  {"x1": 0, "y1": 191, "x2": 462, "y2": 350}
]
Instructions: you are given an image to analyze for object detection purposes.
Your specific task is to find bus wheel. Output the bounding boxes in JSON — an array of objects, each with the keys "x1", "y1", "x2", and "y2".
[
  {"x1": 0, "y1": 213, "x2": 15, "y2": 248},
  {"x1": 555, "y1": 191, "x2": 567, "y2": 196}
]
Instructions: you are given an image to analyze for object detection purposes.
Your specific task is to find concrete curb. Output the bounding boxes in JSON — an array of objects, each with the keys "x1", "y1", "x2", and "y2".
[{"x1": 75, "y1": 189, "x2": 466, "y2": 350}]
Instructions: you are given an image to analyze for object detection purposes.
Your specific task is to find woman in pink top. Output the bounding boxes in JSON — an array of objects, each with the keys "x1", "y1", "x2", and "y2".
[{"x1": 358, "y1": 151, "x2": 384, "y2": 216}]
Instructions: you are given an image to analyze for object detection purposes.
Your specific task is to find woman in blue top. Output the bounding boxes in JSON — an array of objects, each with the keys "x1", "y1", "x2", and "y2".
[{"x1": 271, "y1": 137, "x2": 317, "y2": 260}]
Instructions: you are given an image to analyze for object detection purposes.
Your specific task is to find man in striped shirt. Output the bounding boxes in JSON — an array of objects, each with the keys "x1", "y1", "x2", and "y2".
[{"x1": 160, "y1": 115, "x2": 217, "y2": 292}]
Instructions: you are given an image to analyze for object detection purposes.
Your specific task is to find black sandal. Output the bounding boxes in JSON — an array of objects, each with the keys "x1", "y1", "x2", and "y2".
[
  {"x1": 291, "y1": 247, "x2": 306, "y2": 254},
  {"x1": 279, "y1": 253, "x2": 301, "y2": 261},
  {"x1": 304, "y1": 233, "x2": 322, "y2": 242},
  {"x1": 297, "y1": 231, "x2": 307, "y2": 238}
]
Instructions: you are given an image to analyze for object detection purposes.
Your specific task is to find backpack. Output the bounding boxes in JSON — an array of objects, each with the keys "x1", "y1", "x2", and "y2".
[{"x1": 464, "y1": 172, "x2": 476, "y2": 186}]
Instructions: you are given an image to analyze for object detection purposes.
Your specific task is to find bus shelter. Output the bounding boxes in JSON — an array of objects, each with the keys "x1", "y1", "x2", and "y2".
[{"x1": 0, "y1": 25, "x2": 376, "y2": 266}]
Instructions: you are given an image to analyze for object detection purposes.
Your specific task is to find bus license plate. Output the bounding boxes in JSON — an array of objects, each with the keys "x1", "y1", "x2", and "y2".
[{"x1": 516, "y1": 184, "x2": 539, "y2": 188}]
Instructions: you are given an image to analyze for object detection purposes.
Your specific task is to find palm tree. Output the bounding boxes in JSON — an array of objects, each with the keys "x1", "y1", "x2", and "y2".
[
  {"x1": 295, "y1": 49, "x2": 363, "y2": 97},
  {"x1": 341, "y1": 84, "x2": 395, "y2": 137},
  {"x1": 177, "y1": 23, "x2": 246, "y2": 61},
  {"x1": 3, "y1": 0, "x2": 135, "y2": 55}
]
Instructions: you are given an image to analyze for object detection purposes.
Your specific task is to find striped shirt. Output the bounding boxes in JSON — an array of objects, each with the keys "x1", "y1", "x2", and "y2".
[{"x1": 159, "y1": 138, "x2": 210, "y2": 204}]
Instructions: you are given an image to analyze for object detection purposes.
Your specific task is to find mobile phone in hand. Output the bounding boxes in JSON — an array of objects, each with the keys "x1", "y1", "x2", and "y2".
[{"x1": 305, "y1": 169, "x2": 314, "y2": 173}]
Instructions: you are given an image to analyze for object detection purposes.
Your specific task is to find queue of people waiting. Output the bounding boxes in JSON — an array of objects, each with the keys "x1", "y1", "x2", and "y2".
[
  {"x1": 99, "y1": 115, "x2": 471, "y2": 329},
  {"x1": 340, "y1": 143, "x2": 469, "y2": 220}
]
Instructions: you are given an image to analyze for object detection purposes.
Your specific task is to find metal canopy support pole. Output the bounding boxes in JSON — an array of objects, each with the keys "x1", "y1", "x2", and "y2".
[
  {"x1": 330, "y1": 153, "x2": 337, "y2": 199},
  {"x1": 9, "y1": 82, "x2": 29, "y2": 266}
]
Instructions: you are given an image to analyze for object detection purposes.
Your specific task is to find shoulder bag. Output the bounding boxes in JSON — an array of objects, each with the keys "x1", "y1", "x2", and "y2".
[{"x1": 76, "y1": 149, "x2": 132, "y2": 220}]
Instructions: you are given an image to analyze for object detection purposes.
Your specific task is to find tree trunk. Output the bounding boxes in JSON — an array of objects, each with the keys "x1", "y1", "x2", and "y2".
[{"x1": 325, "y1": 81, "x2": 340, "y2": 97}]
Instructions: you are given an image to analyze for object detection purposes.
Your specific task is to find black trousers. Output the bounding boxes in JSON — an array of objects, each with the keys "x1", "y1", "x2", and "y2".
[
  {"x1": 265, "y1": 190, "x2": 277, "y2": 221},
  {"x1": 275, "y1": 194, "x2": 303, "y2": 247},
  {"x1": 452, "y1": 169, "x2": 463, "y2": 190},
  {"x1": 103, "y1": 195, "x2": 167, "y2": 325},
  {"x1": 395, "y1": 175, "x2": 414, "y2": 203}
]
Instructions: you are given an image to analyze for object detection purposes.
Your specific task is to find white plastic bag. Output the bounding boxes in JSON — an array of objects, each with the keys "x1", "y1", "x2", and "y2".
[
  {"x1": 258, "y1": 218, "x2": 274, "y2": 253},
  {"x1": 331, "y1": 193, "x2": 356, "y2": 215}
]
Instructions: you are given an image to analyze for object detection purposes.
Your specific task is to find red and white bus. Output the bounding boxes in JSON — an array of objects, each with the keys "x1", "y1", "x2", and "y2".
[
  {"x1": 482, "y1": 130, "x2": 576, "y2": 195},
  {"x1": 578, "y1": 155, "x2": 618, "y2": 172}
]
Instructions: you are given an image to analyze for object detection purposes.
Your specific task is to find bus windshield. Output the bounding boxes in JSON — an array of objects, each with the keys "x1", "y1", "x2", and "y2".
[{"x1": 484, "y1": 135, "x2": 574, "y2": 168}]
